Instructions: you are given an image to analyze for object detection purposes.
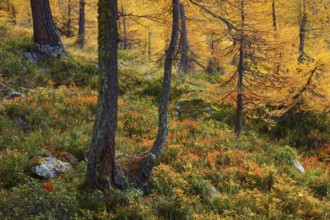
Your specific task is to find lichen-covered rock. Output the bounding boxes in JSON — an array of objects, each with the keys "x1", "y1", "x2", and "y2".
[{"x1": 31, "y1": 156, "x2": 70, "y2": 179}]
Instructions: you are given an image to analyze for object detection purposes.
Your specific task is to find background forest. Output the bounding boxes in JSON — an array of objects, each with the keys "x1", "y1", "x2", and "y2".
[{"x1": 0, "y1": 0, "x2": 330, "y2": 219}]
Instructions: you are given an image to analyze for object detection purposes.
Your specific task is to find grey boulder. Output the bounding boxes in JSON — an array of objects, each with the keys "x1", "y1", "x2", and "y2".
[{"x1": 31, "y1": 156, "x2": 71, "y2": 179}]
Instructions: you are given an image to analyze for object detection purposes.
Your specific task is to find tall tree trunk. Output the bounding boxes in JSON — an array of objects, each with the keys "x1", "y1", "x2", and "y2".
[
  {"x1": 235, "y1": 0, "x2": 245, "y2": 136},
  {"x1": 235, "y1": 46, "x2": 244, "y2": 136},
  {"x1": 298, "y1": 0, "x2": 308, "y2": 62},
  {"x1": 86, "y1": 0, "x2": 125, "y2": 189},
  {"x1": 77, "y1": 0, "x2": 85, "y2": 48},
  {"x1": 66, "y1": 0, "x2": 73, "y2": 37},
  {"x1": 86, "y1": 0, "x2": 179, "y2": 192},
  {"x1": 125, "y1": 0, "x2": 179, "y2": 190},
  {"x1": 30, "y1": 0, "x2": 66, "y2": 58},
  {"x1": 150, "y1": 0, "x2": 179, "y2": 157},
  {"x1": 178, "y1": 2, "x2": 189, "y2": 74}
]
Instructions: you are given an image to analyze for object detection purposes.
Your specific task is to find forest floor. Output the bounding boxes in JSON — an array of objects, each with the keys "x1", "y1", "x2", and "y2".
[{"x1": 1, "y1": 24, "x2": 330, "y2": 219}]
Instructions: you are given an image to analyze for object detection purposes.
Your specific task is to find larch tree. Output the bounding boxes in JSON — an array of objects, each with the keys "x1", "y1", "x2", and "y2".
[
  {"x1": 30, "y1": 0, "x2": 66, "y2": 58},
  {"x1": 190, "y1": 0, "x2": 280, "y2": 136},
  {"x1": 86, "y1": 0, "x2": 180, "y2": 191}
]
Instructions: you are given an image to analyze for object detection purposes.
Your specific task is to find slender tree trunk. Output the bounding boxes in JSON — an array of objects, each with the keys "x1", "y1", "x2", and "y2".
[
  {"x1": 272, "y1": 0, "x2": 281, "y2": 74},
  {"x1": 148, "y1": 31, "x2": 151, "y2": 56},
  {"x1": 86, "y1": 0, "x2": 125, "y2": 189},
  {"x1": 272, "y1": 0, "x2": 277, "y2": 31},
  {"x1": 150, "y1": 0, "x2": 180, "y2": 157},
  {"x1": 235, "y1": 0, "x2": 245, "y2": 136},
  {"x1": 66, "y1": 0, "x2": 73, "y2": 37},
  {"x1": 235, "y1": 46, "x2": 244, "y2": 136},
  {"x1": 298, "y1": 0, "x2": 308, "y2": 62},
  {"x1": 30, "y1": 0, "x2": 66, "y2": 58},
  {"x1": 125, "y1": 1, "x2": 180, "y2": 190},
  {"x1": 178, "y1": 2, "x2": 189, "y2": 74},
  {"x1": 206, "y1": 32, "x2": 218, "y2": 73},
  {"x1": 77, "y1": 0, "x2": 86, "y2": 48}
]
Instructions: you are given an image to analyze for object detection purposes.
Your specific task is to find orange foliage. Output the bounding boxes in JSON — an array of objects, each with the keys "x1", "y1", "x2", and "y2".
[{"x1": 42, "y1": 181, "x2": 54, "y2": 192}]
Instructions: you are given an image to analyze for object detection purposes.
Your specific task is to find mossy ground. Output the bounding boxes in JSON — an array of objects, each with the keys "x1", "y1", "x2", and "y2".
[{"x1": 1, "y1": 24, "x2": 329, "y2": 219}]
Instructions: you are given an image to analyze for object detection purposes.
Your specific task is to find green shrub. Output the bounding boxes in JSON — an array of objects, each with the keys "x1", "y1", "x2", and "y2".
[
  {"x1": 269, "y1": 110, "x2": 330, "y2": 149},
  {"x1": 0, "y1": 149, "x2": 31, "y2": 188},
  {"x1": 0, "y1": 180, "x2": 78, "y2": 219},
  {"x1": 274, "y1": 145, "x2": 297, "y2": 165}
]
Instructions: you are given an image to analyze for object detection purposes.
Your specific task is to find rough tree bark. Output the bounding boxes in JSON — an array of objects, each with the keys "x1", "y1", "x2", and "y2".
[
  {"x1": 86, "y1": 0, "x2": 125, "y2": 190},
  {"x1": 234, "y1": 0, "x2": 245, "y2": 136},
  {"x1": 125, "y1": 0, "x2": 179, "y2": 190},
  {"x1": 30, "y1": 0, "x2": 66, "y2": 58},
  {"x1": 86, "y1": 0, "x2": 180, "y2": 191},
  {"x1": 76, "y1": 0, "x2": 85, "y2": 48},
  {"x1": 178, "y1": 2, "x2": 189, "y2": 74},
  {"x1": 235, "y1": 45, "x2": 244, "y2": 136},
  {"x1": 150, "y1": 0, "x2": 179, "y2": 157},
  {"x1": 123, "y1": 0, "x2": 179, "y2": 190}
]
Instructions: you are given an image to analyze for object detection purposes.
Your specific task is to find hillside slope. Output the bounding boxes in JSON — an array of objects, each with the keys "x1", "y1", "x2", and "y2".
[{"x1": 1, "y1": 24, "x2": 329, "y2": 219}]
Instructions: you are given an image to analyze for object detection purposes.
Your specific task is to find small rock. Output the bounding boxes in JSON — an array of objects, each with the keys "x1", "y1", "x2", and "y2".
[
  {"x1": 12, "y1": 117, "x2": 30, "y2": 132},
  {"x1": 23, "y1": 51, "x2": 38, "y2": 64},
  {"x1": 293, "y1": 159, "x2": 305, "y2": 173},
  {"x1": 5, "y1": 92, "x2": 25, "y2": 100},
  {"x1": 31, "y1": 156, "x2": 71, "y2": 179}
]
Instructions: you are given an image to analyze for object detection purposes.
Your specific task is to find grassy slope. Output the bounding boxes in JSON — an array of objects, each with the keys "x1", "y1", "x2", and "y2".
[{"x1": 0, "y1": 24, "x2": 329, "y2": 219}]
